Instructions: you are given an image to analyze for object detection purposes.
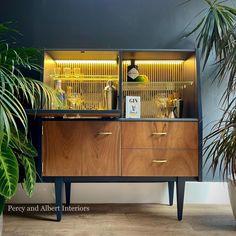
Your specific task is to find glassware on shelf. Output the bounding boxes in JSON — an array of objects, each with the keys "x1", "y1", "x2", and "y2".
[
  {"x1": 67, "y1": 93, "x2": 78, "y2": 109},
  {"x1": 66, "y1": 85, "x2": 85, "y2": 110},
  {"x1": 166, "y1": 92, "x2": 184, "y2": 118},
  {"x1": 63, "y1": 67, "x2": 72, "y2": 78},
  {"x1": 154, "y1": 97, "x2": 169, "y2": 118},
  {"x1": 66, "y1": 86, "x2": 73, "y2": 109},
  {"x1": 172, "y1": 92, "x2": 184, "y2": 118},
  {"x1": 74, "y1": 68, "x2": 81, "y2": 77},
  {"x1": 54, "y1": 67, "x2": 61, "y2": 78}
]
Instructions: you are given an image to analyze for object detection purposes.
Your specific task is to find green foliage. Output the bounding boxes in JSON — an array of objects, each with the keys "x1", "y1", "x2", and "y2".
[
  {"x1": 19, "y1": 155, "x2": 36, "y2": 197},
  {"x1": 0, "y1": 139, "x2": 19, "y2": 199},
  {"x1": 204, "y1": 96, "x2": 236, "y2": 182},
  {"x1": 0, "y1": 31, "x2": 58, "y2": 140},
  {"x1": 0, "y1": 21, "x2": 58, "y2": 214},
  {"x1": 185, "y1": 0, "x2": 236, "y2": 182},
  {"x1": 185, "y1": 0, "x2": 236, "y2": 69}
]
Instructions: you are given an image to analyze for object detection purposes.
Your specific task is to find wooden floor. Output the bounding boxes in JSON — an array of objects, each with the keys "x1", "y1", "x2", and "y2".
[{"x1": 3, "y1": 204, "x2": 236, "y2": 236}]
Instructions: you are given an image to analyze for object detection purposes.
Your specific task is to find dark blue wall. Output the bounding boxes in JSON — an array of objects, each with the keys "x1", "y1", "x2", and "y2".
[
  {"x1": 1, "y1": 0, "x2": 231, "y2": 181},
  {"x1": 1, "y1": 0, "x2": 204, "y2": 48}
]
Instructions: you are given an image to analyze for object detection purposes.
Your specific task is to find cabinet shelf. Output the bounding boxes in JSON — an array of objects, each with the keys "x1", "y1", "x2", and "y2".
[
  {"x1": 25, "y1": 109, "x2": 121, "y2": 118},
  {"x1": 122, "y1": 81, "x2": 193, "y2": 91},
  {"x1": 50, "y1": 75, "x2": 119, "y2": 81}
]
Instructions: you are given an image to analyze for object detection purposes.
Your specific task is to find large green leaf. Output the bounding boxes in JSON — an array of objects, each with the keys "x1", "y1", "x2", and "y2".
[
  {"x1": 18, "y1": 155, "x2": 36, "y2": 197},
  {"x1": 0, "y1": 141, "x2": 19, "y2": 199},
  {"x1": 0, "y1": 21, "x2": 60, "y2": 203},
  {"x1": 9, "y1": 131, "x2": 37, "y2": 158},
  {"x1": 0, "y1": 86, "x2": 28, "y2": 140}
]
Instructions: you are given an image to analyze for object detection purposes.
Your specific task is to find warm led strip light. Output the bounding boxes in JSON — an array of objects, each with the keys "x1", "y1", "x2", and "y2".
[
  {"x1": 55, "y1": 60, "x2": 184, "y2": 64},
  {"x1": 55, "y1": 60, "x2": 117, "y2": 64},
  {"x1": 123, "y1": 60, "x2": 184, "y2": 65}
]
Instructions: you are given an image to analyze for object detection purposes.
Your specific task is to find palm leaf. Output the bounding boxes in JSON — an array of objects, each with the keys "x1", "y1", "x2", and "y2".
[
  {"x1": 204, "y1": 96, "x2": 236, "y2": 183},
  {"x1": 18, "y1": 155, "x2": 36, "y2": 197},
  {"x1": 0, "y1": 22, "x2": 18, "y2": 37},
  {"x1": 0, "y1": 139, "x2": 19, "y2": 198},
  {"x1": 0, "y1": 85, "x2": 28, "y2": 140},
  {"x1": 185, "y1": 0, "x2": 236, "y2": 68},
  {"x1": 185, "y1": 1, "x2": 236, "y2": 182}
]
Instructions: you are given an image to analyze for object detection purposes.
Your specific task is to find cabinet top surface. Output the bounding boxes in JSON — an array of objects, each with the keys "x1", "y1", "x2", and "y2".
[{"x1": 45, "y1": 49, "x2": 196, "y2": 61}]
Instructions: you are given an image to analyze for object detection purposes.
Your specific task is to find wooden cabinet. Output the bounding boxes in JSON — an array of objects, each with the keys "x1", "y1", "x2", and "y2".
[
  {"x1": 38, "y1": 49, "x2": 202, "y2": 221},
  {"x1": 122, "y1": 149, "x2": 198, "y2": 176},
  {"x1": 43, "y1": 121, "x2": 198, "y2": 177},
  {"x1": 42, "y1": 121, "x2": 121, "y2": 176},
  {"x1": 121, "y1": 122, "x2": 198, "y2": 149},
  {"x1": 121, "y1": 121, "x2": 198, "y2": 177}
]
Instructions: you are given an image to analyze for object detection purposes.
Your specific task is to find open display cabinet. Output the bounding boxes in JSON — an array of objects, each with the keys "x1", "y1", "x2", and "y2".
[
  {"x1": 28, "y1": 49, "x2": 202, "y2": 222},
  {"x1": 26, "y1": 49, "x2": 199, "y2": 119},
  {"x1": 121, "y1": 50, "x2": 198, "y2": 119},
  {"x1": 33, "y1": 50, "x2": 121, "y2": 117}
]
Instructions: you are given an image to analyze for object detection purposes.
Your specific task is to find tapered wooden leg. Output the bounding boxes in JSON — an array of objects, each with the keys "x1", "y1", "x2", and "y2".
[
  {"x1": 55, "y1": 177, "x2": 63, "y2": 221},
  {"x1": 65, "y1": 181, "x2": 71, "y2": 207},
  {"x1": 176, "y1": 178, "x2": 185, "y2": 221},
  {"x1": 168, "y1": 181, "x2": 174, "y2": 206}
]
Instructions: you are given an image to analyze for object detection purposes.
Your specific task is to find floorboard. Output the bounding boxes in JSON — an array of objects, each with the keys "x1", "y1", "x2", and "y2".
[{"x1": 2, "y1": 204, "x2": 236, "y2": 236}]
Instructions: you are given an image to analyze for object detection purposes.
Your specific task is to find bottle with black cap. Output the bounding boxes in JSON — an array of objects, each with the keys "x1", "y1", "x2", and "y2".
[{"x1": 127, "y1": 59, "x2": 139, "y2": 82}]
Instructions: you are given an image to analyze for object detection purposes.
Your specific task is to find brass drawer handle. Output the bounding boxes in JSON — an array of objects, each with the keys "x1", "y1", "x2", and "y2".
[
  {"x1": 97, "y1": 131, "x2": 112, "y2": 135},
  {"x1": 152, "y1": 160, "x2": 168, "y2": 163},
  {"x1": 152, "y1": 132, "x2": 167, "y2": 136}
]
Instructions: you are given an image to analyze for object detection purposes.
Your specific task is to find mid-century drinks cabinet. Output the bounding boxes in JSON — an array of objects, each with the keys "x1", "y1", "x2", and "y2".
[{"x1": 27, "y1": 49, "x2": 202, "y2": 221}]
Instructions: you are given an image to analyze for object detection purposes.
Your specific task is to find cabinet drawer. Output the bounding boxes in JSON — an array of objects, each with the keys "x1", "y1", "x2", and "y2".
[
  {"x1": 42, "y1": 121, "x2": 120, "y2": 176},
  {"x1": 122, "y1": 149, "x2": 198, "y2": 176},
  {"x1": 121, "y1": 122, "x2": 198, "y2": 149}
]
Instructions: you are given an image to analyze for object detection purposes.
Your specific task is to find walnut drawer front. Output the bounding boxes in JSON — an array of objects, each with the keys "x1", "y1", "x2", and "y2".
[
  {"x1": 42, "y1": 121, "x2": 120, "y2": 176},
  {"x1": 122, "y1": 149, "x2": 198, "y2": 176},
  {"x1": 121, "y1": 122, "x2": 198, "y2": 149}
]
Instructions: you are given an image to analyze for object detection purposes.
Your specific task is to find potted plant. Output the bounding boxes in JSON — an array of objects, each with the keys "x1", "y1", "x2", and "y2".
[
  {"x1": 0, "y1": 22, "x2": 58, "y2": 233},
  {"x1": 185, "y1": 0, "x2": 236, "y2": 218}
]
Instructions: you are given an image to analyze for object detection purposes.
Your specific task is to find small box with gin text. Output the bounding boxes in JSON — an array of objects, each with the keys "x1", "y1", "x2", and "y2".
[{"x1": 125, "y1": 96, "x2": 141, "y2": 118}]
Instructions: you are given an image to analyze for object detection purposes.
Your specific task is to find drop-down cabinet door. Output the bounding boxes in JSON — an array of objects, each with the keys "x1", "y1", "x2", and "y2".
[{"x1": 42, "y1": 121, "x2": 121, "y2": 176}]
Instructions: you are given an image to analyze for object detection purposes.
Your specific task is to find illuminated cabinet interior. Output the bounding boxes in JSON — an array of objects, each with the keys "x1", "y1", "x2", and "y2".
[
  {"x1": 43, "y1": 50, "x2": 198, "y2": 119},
  {"x1": 121, "y1": 51, "x2": 198, "y2": 119},
  {"x1": 43, "y1": 50, "x2": 120, "y2": 112},
  {"x1": 34, "y1": 49, "x2": 202, "y2": 221}
]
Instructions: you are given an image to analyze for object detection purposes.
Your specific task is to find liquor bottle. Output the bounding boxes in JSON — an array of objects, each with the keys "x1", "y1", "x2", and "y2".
[
  {"x1": 54, "y1": 80, "x2": 65, "y2": 105},
  {"x1": 104, "y1": 80, "x2": 117, "y2": 110},
  {"x1": 127, "y1": 59, "x2": 139, "y2": 82}
]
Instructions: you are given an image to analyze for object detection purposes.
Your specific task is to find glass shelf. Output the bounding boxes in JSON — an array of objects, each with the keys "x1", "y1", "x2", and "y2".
[
  {"x1": 122, "y1": 81, "x2": 194, "y2": 91},
  {"x1": 50, "y1": 75, "x2": 119, "y2": 81}
]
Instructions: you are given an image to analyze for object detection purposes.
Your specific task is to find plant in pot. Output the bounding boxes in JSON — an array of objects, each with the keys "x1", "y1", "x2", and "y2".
[
  {"x1": 185, "y1": 0, "x2": 236, "y2": 218},
  {"x1": 0, "y1": 22, "x2": 58, "y2": 233}
]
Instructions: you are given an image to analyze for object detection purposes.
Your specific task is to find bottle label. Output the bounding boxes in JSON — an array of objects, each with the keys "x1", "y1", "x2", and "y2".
[{"x1": 128, "y1": 68, "x2": 139, "y2": 80}]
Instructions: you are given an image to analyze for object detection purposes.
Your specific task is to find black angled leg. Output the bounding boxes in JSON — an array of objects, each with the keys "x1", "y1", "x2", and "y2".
[
  {"x1": 65, "y1": 181, "x2": 71, "y2": 207},
  {"x1": 55, "y1": 177, "x2": 63, "y2": 222},
  {"x1": 176, "y1": 178, "x2": 185, "y2": 221},
  {"x1": 168, "y1": 181, "x2": 174, "y2": 206}
]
